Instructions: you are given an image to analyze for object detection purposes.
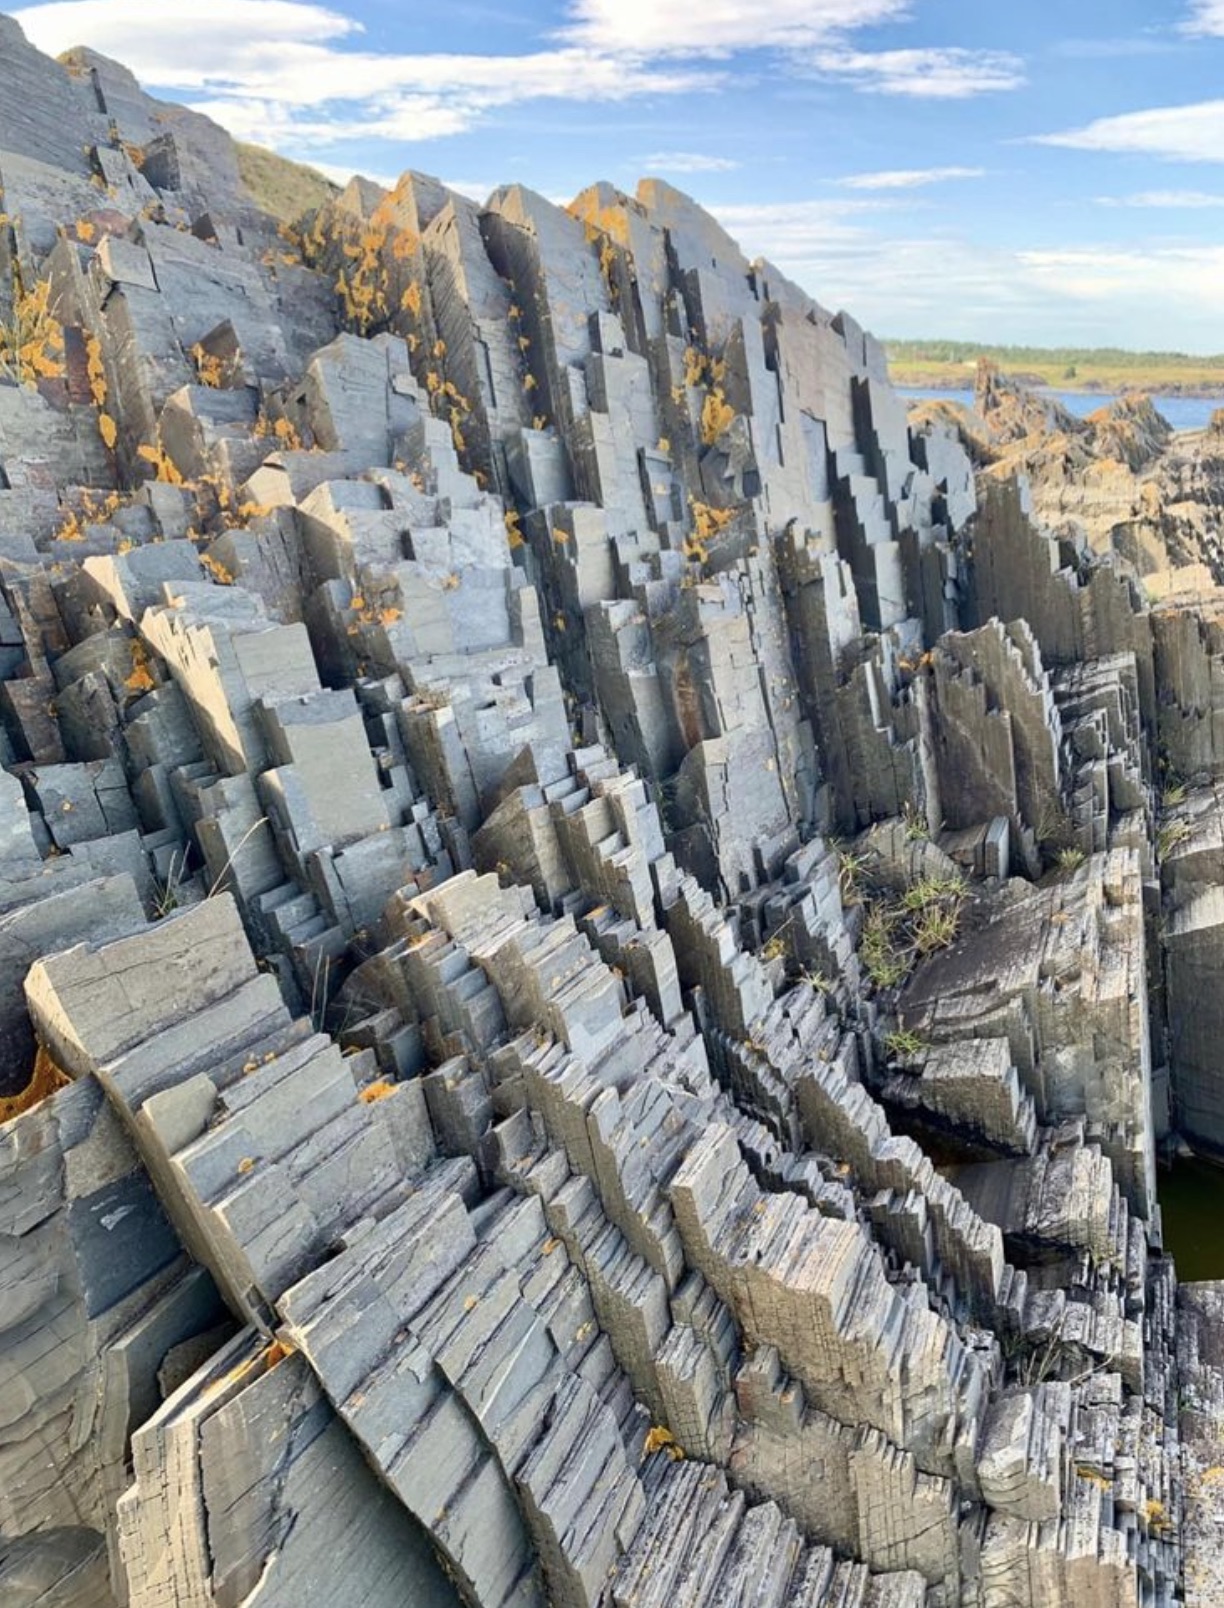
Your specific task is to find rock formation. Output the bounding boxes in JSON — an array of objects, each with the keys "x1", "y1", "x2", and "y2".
[{"x1": 0, "y1": 14, "x2": 1222, "y2": 1608}]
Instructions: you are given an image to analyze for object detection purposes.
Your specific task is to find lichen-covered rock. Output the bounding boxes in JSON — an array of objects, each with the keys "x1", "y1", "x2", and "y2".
[{"x1": 0, "y1": 13, "x2": 1218, "y2": 1608}]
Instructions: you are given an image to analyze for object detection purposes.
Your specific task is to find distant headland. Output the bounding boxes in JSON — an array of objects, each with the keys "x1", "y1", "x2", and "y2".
[{"x1": 886, "y1": 338, "x2": 1224, "y2": 397}]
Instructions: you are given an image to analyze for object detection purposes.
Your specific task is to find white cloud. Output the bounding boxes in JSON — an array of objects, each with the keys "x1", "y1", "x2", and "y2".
[
  {"x1": 13, "y1": 0, "x2": 1027, "y2": 165},
  {"x1": 838, "y1": 165, "x2": 985, "y2": 189},
  {"x1": 439, "y1": 180, "x2": 496, "y2": 203},
  {"x1": 559, "y1": 0, "x2": 911, "y2": 55},
  {"x1": 712, "y1": 197, "x2": 900, "y2": 260},
  {"x1": 13, "y1": 0, "x2": 724, "y2": 151},
  {"x1": 309, "y1": 161, "x2": 397, "y2": 190},
  {"x1": 1051, "y1": 35, "x2": 1182, "y2": 58},
  {"x1": 644, "y1": 151, "x2": 741, "y2": 173},
  {"x1": 708, "y1": 198, "x2": 1224, "y2": 349},
  {"x1": 1034, "y1": 100, "x2": 1224, "y2": 163},
  {"x1": 1017, "y1": 244, "x2": 1224, "y2": 308},
  {"x1": 1184, "y1": 1, "x2": 1224, "y2": 35},
  {"x1": 1096, "y1": 189, "x2": 1224, "y2": 208},
  {"x1": 805, "y1": 46, "x2": 1025, "y2": 97}
]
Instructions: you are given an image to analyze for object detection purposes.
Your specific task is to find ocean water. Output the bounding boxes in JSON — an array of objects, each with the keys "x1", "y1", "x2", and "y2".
[
  {"x1": 896, "y1": 386, "x2": 1220, "y2": 433},
  {"x1": 1157, "y1": 1155, "x2": 1224, "y2": 1281}
]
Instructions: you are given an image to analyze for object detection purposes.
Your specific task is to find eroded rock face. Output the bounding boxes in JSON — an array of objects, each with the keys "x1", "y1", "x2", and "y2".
[
  {"x1": 0, "y1": 13, "x2": 1219, "y2": 1608},
  {"x1": 911, "y1": 360, "x2": 1224, "y2": 590}
]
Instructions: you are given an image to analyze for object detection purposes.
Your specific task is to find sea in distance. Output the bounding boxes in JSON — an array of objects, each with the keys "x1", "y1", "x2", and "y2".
[{"x1": 897, "y1": 386, "x2": 1219, "y2": 433}]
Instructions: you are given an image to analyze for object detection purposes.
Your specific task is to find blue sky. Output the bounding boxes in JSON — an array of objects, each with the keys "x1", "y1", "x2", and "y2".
[{"x1": 11, "y1": 0, "x2": 1224, "y2": 350}]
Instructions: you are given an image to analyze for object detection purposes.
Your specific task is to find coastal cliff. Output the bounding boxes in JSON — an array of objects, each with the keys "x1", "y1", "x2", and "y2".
[{"x1": 0, "y1": 13, "x2": 1222, "y2": 1607}]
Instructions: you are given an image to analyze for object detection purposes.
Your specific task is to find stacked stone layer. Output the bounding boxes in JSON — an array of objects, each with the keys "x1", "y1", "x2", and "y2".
[{"x1": 0, "y1": 14, "x2": 1221, "y2": 1608}]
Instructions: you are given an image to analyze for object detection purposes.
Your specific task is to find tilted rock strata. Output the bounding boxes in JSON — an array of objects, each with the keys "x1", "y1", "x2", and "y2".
[{"x1": 0, "y1": 13, "x2": 1219, "y2": 1608}]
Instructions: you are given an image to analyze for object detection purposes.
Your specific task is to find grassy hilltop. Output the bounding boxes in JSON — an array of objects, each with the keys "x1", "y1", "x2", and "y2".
[
  {"x1": 235, "y1": 142, "x2": 340, "y2": 222},
  {"x1": 886, "y1": 339, "x2": 1224, "y2": 395}
]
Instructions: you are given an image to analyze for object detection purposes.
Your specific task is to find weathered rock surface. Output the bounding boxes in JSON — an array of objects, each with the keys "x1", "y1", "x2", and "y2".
[{"x1": 0, "y1": 14, "x2": 1219, "y2": 1608}]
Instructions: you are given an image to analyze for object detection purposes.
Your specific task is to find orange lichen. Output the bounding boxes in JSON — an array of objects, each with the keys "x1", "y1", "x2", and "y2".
[
  {"x1": 358, "y1": 1080, "x2": 396, "y2": 1103},
  {"x1": 642, "y1": 1425, "x2": 684, "y2": 1461},
  {"x1": 137, "y1": 442, "x2": 185, "y2": 485},
  {"x1": 0, "y1": 1047, "x2": 70, "y2": 1125},
  {"x1": 190, "y1": 343, "x2": 227, "y2": 389},
  {"x1": 688, "y1": 500, "x2": 736, "y2": 560},
  {"x1": 124, "y1": 639, "x2": 156, "y2": 695},
  {"x1": 683, "y1": 346, "x2": 707, "y2": 388},
  {"x1": 700, "y1": 388, "x2": 735, "y2": 446},
  {"x1": 0, "y1": 275, "x2": 66, "y2": 386},
  {"x1": 98, "y1": 412, "x2": 118, "y2": 450},
  {"x1": 200, "y1": 551, "x2": 234, "y2": 585},
  {"x1": 85, "y1": 333, "x2": 107, "y2": 407},
  {"x1": 253, "y1": 411, "x2": 303, "y2": 449}
]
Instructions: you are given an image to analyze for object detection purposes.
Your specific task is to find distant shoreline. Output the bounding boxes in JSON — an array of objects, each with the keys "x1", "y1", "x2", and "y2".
[{"x1": 887, "y1": 374, "x2": 1222, "y2": 400}]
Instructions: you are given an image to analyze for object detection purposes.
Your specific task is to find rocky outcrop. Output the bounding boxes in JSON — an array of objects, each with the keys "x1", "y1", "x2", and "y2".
[{"x1": 0, "y1": 14, "x2": 1220, "y2": 1608}]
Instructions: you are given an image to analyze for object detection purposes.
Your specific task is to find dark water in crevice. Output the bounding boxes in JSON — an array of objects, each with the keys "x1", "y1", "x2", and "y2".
[{"x1": 1157, "y1": 1155, "x2": 1224, "y2": 1282}]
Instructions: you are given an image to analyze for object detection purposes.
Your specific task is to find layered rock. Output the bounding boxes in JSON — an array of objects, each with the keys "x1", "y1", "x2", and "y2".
[{"x1": 0, "y1": 14, "x2": 1218, "y2": 1608}]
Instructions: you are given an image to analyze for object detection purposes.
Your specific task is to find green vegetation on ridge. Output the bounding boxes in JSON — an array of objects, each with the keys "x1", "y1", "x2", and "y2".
[
  {"x1": 886, "y1": 339, "x2": 1224, "y2": 395},
  {"x1": 236, "y1": 142, "x2": 340, "y2": 223}
]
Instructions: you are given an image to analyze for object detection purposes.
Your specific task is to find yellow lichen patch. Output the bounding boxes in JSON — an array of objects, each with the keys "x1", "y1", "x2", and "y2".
[
  {"x1": 389, "y1": 227, "x2": 421, "y2": 262},
  {"x1": 683, "y1": 346, "x2": 708, "y2": 389},
  {"x1": 700, "y1": 388, "x2": 735, "y2": 446},
  {"x1": 1143, "y1": 1498, "x2": 1172, "y2": 1534},
  {"x1": 400, "y1": 282, "x2": 422, "y2": 317},
  {"x1": 200, "y1": 551, "x2": 234, "y2": 585},
  {"x1": 0, "y1": 275, "x2": 66, "y2": 386},
  {"x1": 74, "y1": 218, "x2": 97, "y2": 243},
  {"x1": 358, "y1": 1080, "x2": 396, "y2": 1103},
  {"x1": 0, "y1": 1047, "x2": 70, "y2": 1125},
  {"x1": 98, "y1": 412, "x2": 118, "y2": 450},
  {"x1": 124, "y1": 639, "x2": 156, "y2": 695},
  {"x1": 85, "y1": 333, "x2": 107, "y2": 407},
  {"x1": 137, "y1": 442, "x2": 185, "y2": 485},
  {"x1": 505, "y1": 510, "x2": 524, "y2": 550},
  {"x1": 236, "y1": 1156, "x2": 256, "y2": 1175},
  {"x1": 641, "y1": 1425, "x2": 684, "y2": 1461},
  {"x1": 253, "y1": 411, "x2": 304, "y2": 449},
  {"x1": 551, "y1": 526, "x2": 570, "y2": 545},
  {"x1": 190, "y1": 343, "x2": 227, "y2": 389},
  {"x1": 235, "y1": 501, "x2": 276, "y2": 525},
  {"x1": 689, "y1": 500, "x2": 736, "y2": 549}
]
